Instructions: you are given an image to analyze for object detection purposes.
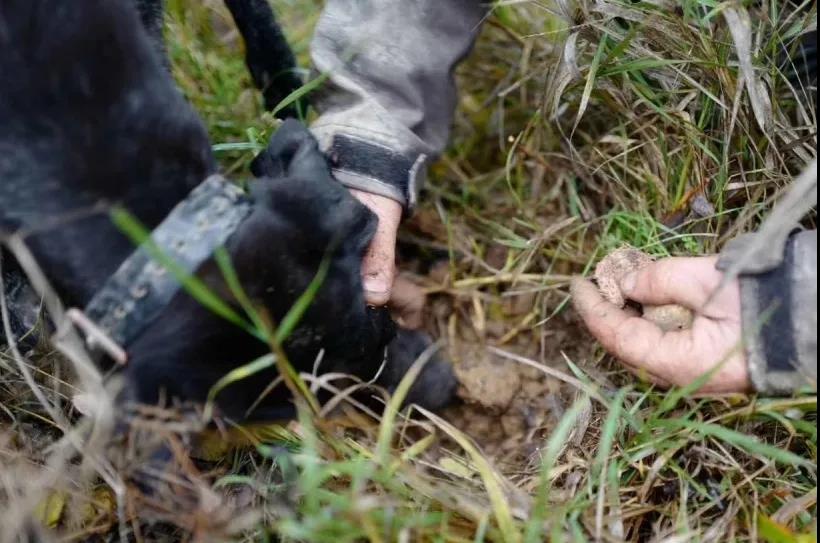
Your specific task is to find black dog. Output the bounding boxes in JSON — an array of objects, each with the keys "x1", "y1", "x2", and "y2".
[{"x1": 0, "y1": 0, "x2": 455, "y2": 421}]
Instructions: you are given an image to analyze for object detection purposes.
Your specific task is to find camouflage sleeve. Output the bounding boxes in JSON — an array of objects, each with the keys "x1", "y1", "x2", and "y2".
[{"x1": 719, "y1": 230, "x2": 817, "y2": 394}]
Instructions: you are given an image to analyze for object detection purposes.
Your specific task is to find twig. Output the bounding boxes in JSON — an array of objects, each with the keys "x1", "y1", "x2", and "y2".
[{"x1": 66, "y1": 308, "x2": 128, "y2": 365}]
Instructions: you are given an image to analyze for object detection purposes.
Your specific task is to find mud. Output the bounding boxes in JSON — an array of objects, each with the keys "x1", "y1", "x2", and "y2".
[
  {"x1": 398, "y1": 229, "x2": 594, "y2": 467},
  {"x1": 418, "y1": 288, "x2": 592, "y2": 465}
]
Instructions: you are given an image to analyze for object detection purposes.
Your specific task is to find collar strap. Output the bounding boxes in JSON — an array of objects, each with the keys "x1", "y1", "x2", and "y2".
[{"x1": 84, "y1": 174, "x2": 253, "y2": 350}]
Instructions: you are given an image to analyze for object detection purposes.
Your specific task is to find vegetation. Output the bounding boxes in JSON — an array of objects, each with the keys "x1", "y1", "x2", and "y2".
[{"x1": 0, "y1": 1, "x2": 816, "y2": 541}]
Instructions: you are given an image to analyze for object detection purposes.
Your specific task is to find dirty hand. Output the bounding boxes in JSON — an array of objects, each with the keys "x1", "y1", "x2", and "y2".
[
  {"x1": 571, "y1": 256, "x2": 752, "y2": 393},
  {"x1": 349, "y1": 189, "x2": 402, "y2": 306}
]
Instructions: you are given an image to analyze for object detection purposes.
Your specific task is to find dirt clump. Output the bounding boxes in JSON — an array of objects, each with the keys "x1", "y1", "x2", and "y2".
[
  {"x1": 443, "y1": 337, "x2": 566, "y2": 461},
  {"x1": 453, "y1": 344, "x2": 520, "y2": 414}
]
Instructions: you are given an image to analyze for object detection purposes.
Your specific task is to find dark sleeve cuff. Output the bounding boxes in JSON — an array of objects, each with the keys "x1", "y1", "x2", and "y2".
[
  {"x1": 325, "y1": 134, "x2": 426, "y2": 213},
  {"x1": 735, "y1": 231, "x2": 817, "y2": 394}
]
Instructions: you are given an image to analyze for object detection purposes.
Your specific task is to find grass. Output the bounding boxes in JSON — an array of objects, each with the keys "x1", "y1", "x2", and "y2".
[{"x1": 0, "y1": 0, "x2": 817, "y2": 541}]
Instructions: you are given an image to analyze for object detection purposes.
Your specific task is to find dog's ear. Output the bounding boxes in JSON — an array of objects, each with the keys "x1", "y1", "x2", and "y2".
[
  {"x1": 249, "y1": 121, "x2": 377, "y2": 256},
  {"x1": 250, "y1": 119, "x2": 329, "y2": 180}
]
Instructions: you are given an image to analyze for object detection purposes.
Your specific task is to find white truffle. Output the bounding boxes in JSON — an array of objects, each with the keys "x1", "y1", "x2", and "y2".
[{"x1": 595, "y1": 247, "x2": 694, "y2": 332}]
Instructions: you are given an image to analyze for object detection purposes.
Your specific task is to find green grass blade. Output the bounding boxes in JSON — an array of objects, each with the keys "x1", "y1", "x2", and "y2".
[
  {"x1": 573, "y1": 34, "x2": 608, "y2": 132},
  {"x1": 417, "y1": 405, "x2": 521, "y2": 543},
  {"x1": 375, "y1": 342, "x2": 440, "y2": 465},
  {"x1": 273, "y1": 252, "x2": 331, "y2": 345},
  {"x1": 271, "y1": 71, "x2": 330, "y2": 118},
  {"x1": 592, "y1": 388, "x2": 628, "y2": 481},
  {"x1": 524, "y1": 395, "x2": 592, "y2": 543},
  {"x1": 204, "y1": 353, "x2": 277, "y2": 418},
  {"x1": 214, "y1": 247, "x2": 271, "y2": 340},
  {"x1": 657, "y1": 418, "x2": 814, "y2": 467}
]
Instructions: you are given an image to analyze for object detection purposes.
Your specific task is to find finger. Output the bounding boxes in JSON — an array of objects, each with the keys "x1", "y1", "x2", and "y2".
[
  {"x1": 361, "y1": 229, "x2": 397, "y2": 306},
  {"x1": 390, "y1": 276, "x2": 425, "y2": 329},
  {"x1": 619, "y1": 257, "x2": 724, "y2": 311},
  {"x1": 571, "y1": 277, "x2": 681, "y2": 385},
  {"x1": 351, "y1": 190, "x2": 401, "y2": 306}
]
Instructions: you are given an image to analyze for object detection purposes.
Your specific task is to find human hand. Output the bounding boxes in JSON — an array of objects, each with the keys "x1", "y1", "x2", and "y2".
[
  {"x1": 349, "y1": 189, "x2": 402, "y2": 306},
  {"x1": 389, "y1": 276, "x2": 425, "y2": 330},
  {"x1": 571, "y1": 256, "x2": 751, "y2": 393}
]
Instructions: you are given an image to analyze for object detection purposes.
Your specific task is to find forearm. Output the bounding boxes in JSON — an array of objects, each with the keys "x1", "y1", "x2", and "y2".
[
  {"x1": 309, "y1": 0, "x2": 486, "y2": 210},
  {"x1": 720, "y1": 230, "x2": 817, "y2": 394}
]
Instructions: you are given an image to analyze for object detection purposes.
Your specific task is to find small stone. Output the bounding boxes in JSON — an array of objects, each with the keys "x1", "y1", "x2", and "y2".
[
  {"x1": 454, "y1": 352, "x2": 521, "y2": 415},
  {"x1": 466, "y1": 415, "x2": 491, "y2": 436},
  {"x1": 522, "y1": 379, "x2": 550, "y2": 398},
  {"x1": 500, "y1": 409, "x2": 526, "y2": 437},
  {"x1": 691, "y1": 193, "x2": 716, "y2": 218}
]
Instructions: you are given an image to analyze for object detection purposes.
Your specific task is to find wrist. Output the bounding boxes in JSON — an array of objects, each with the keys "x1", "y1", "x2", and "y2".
[{"x1": 349, "y1": 190, "x2": 402, "y2": 231}]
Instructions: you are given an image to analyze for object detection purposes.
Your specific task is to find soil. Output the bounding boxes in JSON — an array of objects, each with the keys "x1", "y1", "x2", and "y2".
[
  {"x1": 441, "y1": 324, "x2": 593, "y2": 467},
  {"x1": 444, "y1": 339, "x2": 561, "y2": 460},
  {"x1": 395, "y1": 220, "x2": 597, "y2": 468},
  {"x1": 413, "y1": 281, "x2": 594, "y2": 466}
]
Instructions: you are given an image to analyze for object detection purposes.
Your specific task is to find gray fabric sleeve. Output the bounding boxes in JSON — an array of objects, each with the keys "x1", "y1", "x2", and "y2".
[
  {"x1": 719, "y1": 230, "x2": 817, "y2": 394},
  {"x1": 309, "y1": 0, "x2": 486, "y2": 210}
]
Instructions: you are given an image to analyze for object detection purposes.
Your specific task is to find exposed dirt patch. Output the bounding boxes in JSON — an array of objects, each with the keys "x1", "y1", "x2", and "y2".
[
  {"x1": 445, "y1": 339, "x2": 561, "y2": 461},
  {"x1": 453, "y1": 346, "x2": 521, "y2": 414},
  {"x1": 445, "y1": 330, "x2": 595, "y2": 464},
  {"x1": 412, "y1": 283, "x2": 593, "y2": 465},
  {"x1": 395, "y1": 219, "x2": 597, "y2": 467}
]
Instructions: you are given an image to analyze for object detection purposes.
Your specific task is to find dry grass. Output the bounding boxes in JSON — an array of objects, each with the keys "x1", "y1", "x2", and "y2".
[{"x1": 0, "y1": 0, "x2": 817, "y2": 541}]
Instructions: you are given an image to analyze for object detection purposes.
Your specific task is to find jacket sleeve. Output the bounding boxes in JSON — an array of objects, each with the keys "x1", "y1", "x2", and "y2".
[
  {"x1": 308, "y1": 0, "x2": 486, "y2": 211},
  {"x1": 718, "y1": 230, "x2": 817, "y2": 394}
]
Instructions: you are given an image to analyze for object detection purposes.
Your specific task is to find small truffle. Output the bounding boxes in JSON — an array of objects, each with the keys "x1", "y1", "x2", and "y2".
[{"x1": 595, "y1": 247, "x2": 694, "y2": 332}]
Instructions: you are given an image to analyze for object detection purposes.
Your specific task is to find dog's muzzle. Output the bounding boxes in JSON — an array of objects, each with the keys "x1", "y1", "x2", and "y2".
[{"x1": 83, "y1": 175, "x2": 253, "y2": 359}]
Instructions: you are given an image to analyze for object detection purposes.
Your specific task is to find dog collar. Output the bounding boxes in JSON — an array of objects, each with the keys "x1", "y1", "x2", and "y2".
[{"x1": 83, "y1": 175, "x2": 253, "y2": 355}]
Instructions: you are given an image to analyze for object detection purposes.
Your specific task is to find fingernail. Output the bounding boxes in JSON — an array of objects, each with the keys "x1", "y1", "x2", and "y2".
[
  {"x1": 363, "y1": 278, "x2": 390, "y2": 304},
  {"x1": 620, "y1": 272, "x2": 637, "y2": 294},
  {"x1": 364, "y1": 288, "x2": 389, "y2": 297},
  {"x1": 363, "y1": 276, "x2": 387, "y2": 292}
]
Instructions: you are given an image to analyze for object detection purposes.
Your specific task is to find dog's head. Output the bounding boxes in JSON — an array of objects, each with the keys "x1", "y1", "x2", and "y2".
[{"x1": 124, "y1": 122, "x2": 400, "y2": 420}]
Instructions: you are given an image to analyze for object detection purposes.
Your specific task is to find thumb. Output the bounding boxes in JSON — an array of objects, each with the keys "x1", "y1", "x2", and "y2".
[
  {"x1": 389, "y1": 276, "x2": 425, "y2": 329},
  {"x1": 361, "y1": 237, "x2": 396, "y2": 306},
  {"x1": 619, "y1": 257, "x2": 721, "y2": 310},
  {"x1": 350, "y1": 190, "x2": 401, "y2": 306}
]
